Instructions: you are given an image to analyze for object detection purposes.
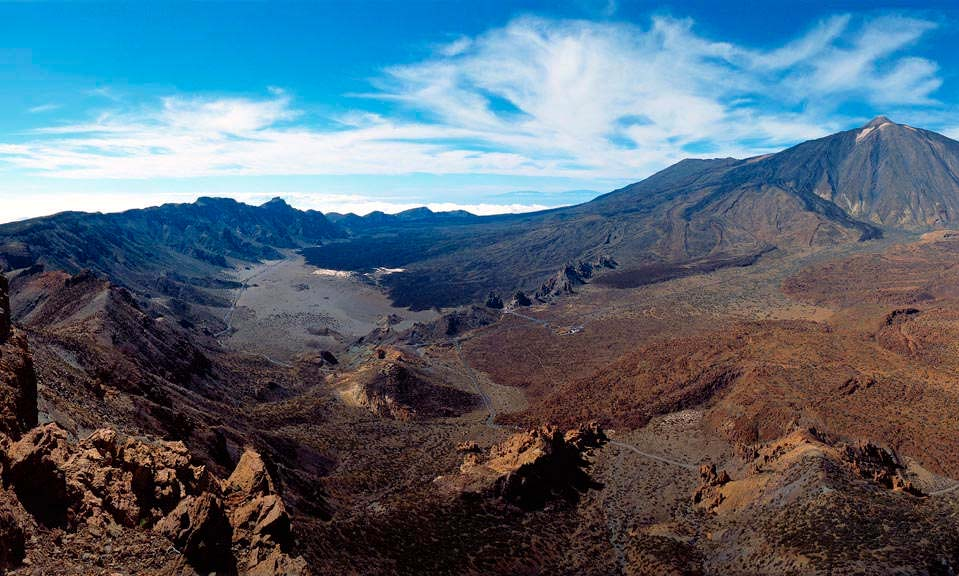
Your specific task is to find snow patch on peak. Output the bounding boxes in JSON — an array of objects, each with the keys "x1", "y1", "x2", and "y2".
[{"x1": 856, "y1": 126, "x2": 877, "y2": 143}]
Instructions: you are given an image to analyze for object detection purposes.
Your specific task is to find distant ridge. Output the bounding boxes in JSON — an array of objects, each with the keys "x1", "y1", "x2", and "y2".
[{"x1": 0, "y1": 196, "x2": 341, "y2": 293}]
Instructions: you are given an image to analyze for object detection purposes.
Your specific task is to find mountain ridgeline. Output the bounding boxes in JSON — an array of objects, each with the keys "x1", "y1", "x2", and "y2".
[
  {"x1": 0, "y1": 196, "x2": 342, "y2": 295},
  {"x1": 3, "y1": 117, "x2": 959, "y2": 309}
]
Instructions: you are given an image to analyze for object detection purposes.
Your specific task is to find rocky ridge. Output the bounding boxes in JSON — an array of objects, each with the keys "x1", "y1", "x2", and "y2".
[{"x1": 0, "y1": 273, "x2": 306, "y2": 575}]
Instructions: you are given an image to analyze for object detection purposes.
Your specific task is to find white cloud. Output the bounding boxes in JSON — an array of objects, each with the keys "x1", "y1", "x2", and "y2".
[
  {"x1": 0, "y1": 13, "x2": 945, "y2": 186},
  {"x1": 27, "y1": 104, "x2": 61, "y2": 114},
  {"x1": 769, "y1": 15, "x2": 940, "y2": 105}
]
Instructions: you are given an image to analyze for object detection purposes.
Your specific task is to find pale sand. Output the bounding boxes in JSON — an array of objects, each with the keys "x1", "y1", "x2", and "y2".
[{"x1": 222, "y1": 254, "x2": 439, "y2": 361}]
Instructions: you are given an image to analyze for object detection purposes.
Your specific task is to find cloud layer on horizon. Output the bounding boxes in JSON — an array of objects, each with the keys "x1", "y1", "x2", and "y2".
[{"x1": 0, "y1": 12, "x2": 949, "y2": 187}]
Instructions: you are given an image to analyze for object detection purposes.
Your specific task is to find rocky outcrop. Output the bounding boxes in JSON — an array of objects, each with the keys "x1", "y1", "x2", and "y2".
[
  {"x1": 440, "y1": 424, "x2": 606, "y2": 510},
  {"x1": 0, "y1": 274, "x2": 38, "y2": 440},
  {"x1": 319, "y1": 350, "x2": 339, "y2": 365},
  {"x1": 883, "y1": 307, "x2": 921, "y2": 326},
  {"x1": 693, "y1": 463, "x2": 731, "y2": 511},
  {"x1": 345, "y1": 353, "x2": 479, "y2": 421},
  {"x1": 535, "y1": 263, "x2": 590, "y2": 301},
  {"x1": 455, "y1": 440, "x2": 481, "y2": 454},
  {"x1": 534, "y1": 257, "x2": 617, "y2": 302},
  {"x1": 0, "y1": 490, "x2": 27, "y2": 570},
  {"x1": 0, "y1": 423, "x2": 308, "y2": 574},
  {"x1": 511, "y1": 291, "x2": 532, "y2": 307},
  {"x1": 407, "y1": 306, "x2": 499, "y2": 344},
  {"x1": 155, "y1": 492, "x2": 232, "y2": 570},
  {"x1": 843, "y1": 441, "x2": 924, "y2": 496},
  {"x1": 223, "y1": 450, "x2": 307, "y2": 574},
  {"x1": 485, "y1": 292, "x2": 504, "y2": 309}
]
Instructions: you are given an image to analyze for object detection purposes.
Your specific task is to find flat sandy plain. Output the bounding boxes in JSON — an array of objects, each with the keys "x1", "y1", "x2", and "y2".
[{"x1": 219, "y1": 254, "x2": 439, "y2": 361}]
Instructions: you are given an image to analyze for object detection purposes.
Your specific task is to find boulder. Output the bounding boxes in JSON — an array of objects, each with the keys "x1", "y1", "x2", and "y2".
[
  {"x1": 0, "y1": 490, "x2": 27, "y2": 570},
  {"x1": 3, "y1": 424, "x2": 78, "y2": 527},
  {"x1": 224, "y1": 450, "x2": 293, "y2": 550},
  {"x1": 155, "y1": 492, "x2": 232, "y2": 570}
]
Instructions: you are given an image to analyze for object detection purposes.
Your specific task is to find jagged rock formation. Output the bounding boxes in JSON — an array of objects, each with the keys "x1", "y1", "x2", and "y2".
[
  {"x1": 439, "y1": 424, "x2": 606, "y2": 510},
  {"x1": 511, "y1": 291, "x2": 532, "y2": 307},
  {"x1": 485, "y1": 291, "x2": 504, "y2": 309},
  {"x1": 535, "y1": 262, "x2": 592, "y2": 301},
  {"x1": 0, "y1": 423, "x2": 306, "y2": 574},
  {"x1": 338, "y1": 347, "x2": 478, "y2": 420},
  {"x1": 701, "y1": 428, "x2": 927, "y2": 517},
  {"x1": 534, "y1": 257, "x2": 616, "y2": 301},
  {"x1": 844, "y1": 440, "x2": 925, "y2": 496},
  {"x1": 0, "y1": 489, "x2": 27, "y2": 570},
  {"x1": 693, "y1": 463, "x2": 731, "y2": 511},
  {"x1": 406, "y1": 306, "x2": 499, "y2": 344},
  {"x1": 0, "y1": 274, "x2": 37, "y2": 440}
]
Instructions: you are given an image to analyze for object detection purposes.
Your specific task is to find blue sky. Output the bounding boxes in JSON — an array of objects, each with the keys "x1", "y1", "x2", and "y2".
[{"x1": 2, "y1": 1, "x2": 959, "y2": 222}]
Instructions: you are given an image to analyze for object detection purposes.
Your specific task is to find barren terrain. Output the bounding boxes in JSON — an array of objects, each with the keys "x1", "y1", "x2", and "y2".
[{"x1": 213, "y1": 254, "x2": 439, "y2": 361}]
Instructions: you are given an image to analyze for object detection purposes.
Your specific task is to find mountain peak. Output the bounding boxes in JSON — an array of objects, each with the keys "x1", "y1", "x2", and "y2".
[
  {"x1": 863, "y1": 116, "x2": 895, "y2": 128},
  {"x1": 260, "y1": 197, "x2": 292, "y2": 210}
]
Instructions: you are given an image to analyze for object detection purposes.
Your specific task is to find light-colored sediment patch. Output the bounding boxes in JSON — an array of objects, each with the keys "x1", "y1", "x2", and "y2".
[
  {"x1": 312, "y1": 269, "x2": 355, "y2": 279},
  {"x1": 221, "y1": 255, "x2": 439, "y2": 361},
  {"x1": 856, "y1": 126, "x2": 876, "y2": 142}
]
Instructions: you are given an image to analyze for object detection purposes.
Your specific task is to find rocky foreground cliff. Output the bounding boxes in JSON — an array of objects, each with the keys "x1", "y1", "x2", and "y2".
[{"x1": 0, "y1": 274, "x2": 307, "y2": 575}]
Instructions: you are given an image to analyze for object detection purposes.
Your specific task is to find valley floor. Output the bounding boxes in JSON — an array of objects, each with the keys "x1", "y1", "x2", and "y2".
[{"x1": 211, "y1": 253, "x2": 439, "y2": 361}]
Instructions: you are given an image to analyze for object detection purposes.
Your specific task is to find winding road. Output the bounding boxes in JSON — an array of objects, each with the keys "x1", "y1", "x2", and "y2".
[
  {"x1": 927, "y1": 480, "x2": 959, "y2": 497},
  {"x1": 503, "y1": 309, "x2": 551, "y2": 328},
  {"x1": 454, "y1": 338, "x2": 500, "y2": 428},
  {"x1": 608, "y1": 439, "x2": 699, "y2": 472}
]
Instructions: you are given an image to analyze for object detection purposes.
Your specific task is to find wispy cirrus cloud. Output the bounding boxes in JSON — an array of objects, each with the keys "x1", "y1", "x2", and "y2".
[
  {"x1": 27, "y1": 103, "x2": 61, "y2": 114},
  {"x1": 0, "y1": 13, "x2": 947, "y2": 186}
]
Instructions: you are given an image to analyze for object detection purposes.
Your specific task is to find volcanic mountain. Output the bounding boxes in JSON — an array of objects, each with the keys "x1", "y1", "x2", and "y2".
[
  {"x1": 302, "y1": 117, "x2": 959, "y2": 309},
  {"x1": 3, "y1": 118, "x2": 959, "y2": 311}
]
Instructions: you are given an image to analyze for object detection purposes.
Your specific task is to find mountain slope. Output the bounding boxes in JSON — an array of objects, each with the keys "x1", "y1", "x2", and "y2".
[
  {"x1": 697, "y1": 116, "x2": 959, "y2": 228},
  {"x1": 303, "y1": 117, "x2": 959, "y2": 309},
  {"x1": 0, "y1": 197, "x2": 341, "y2": 295}
]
